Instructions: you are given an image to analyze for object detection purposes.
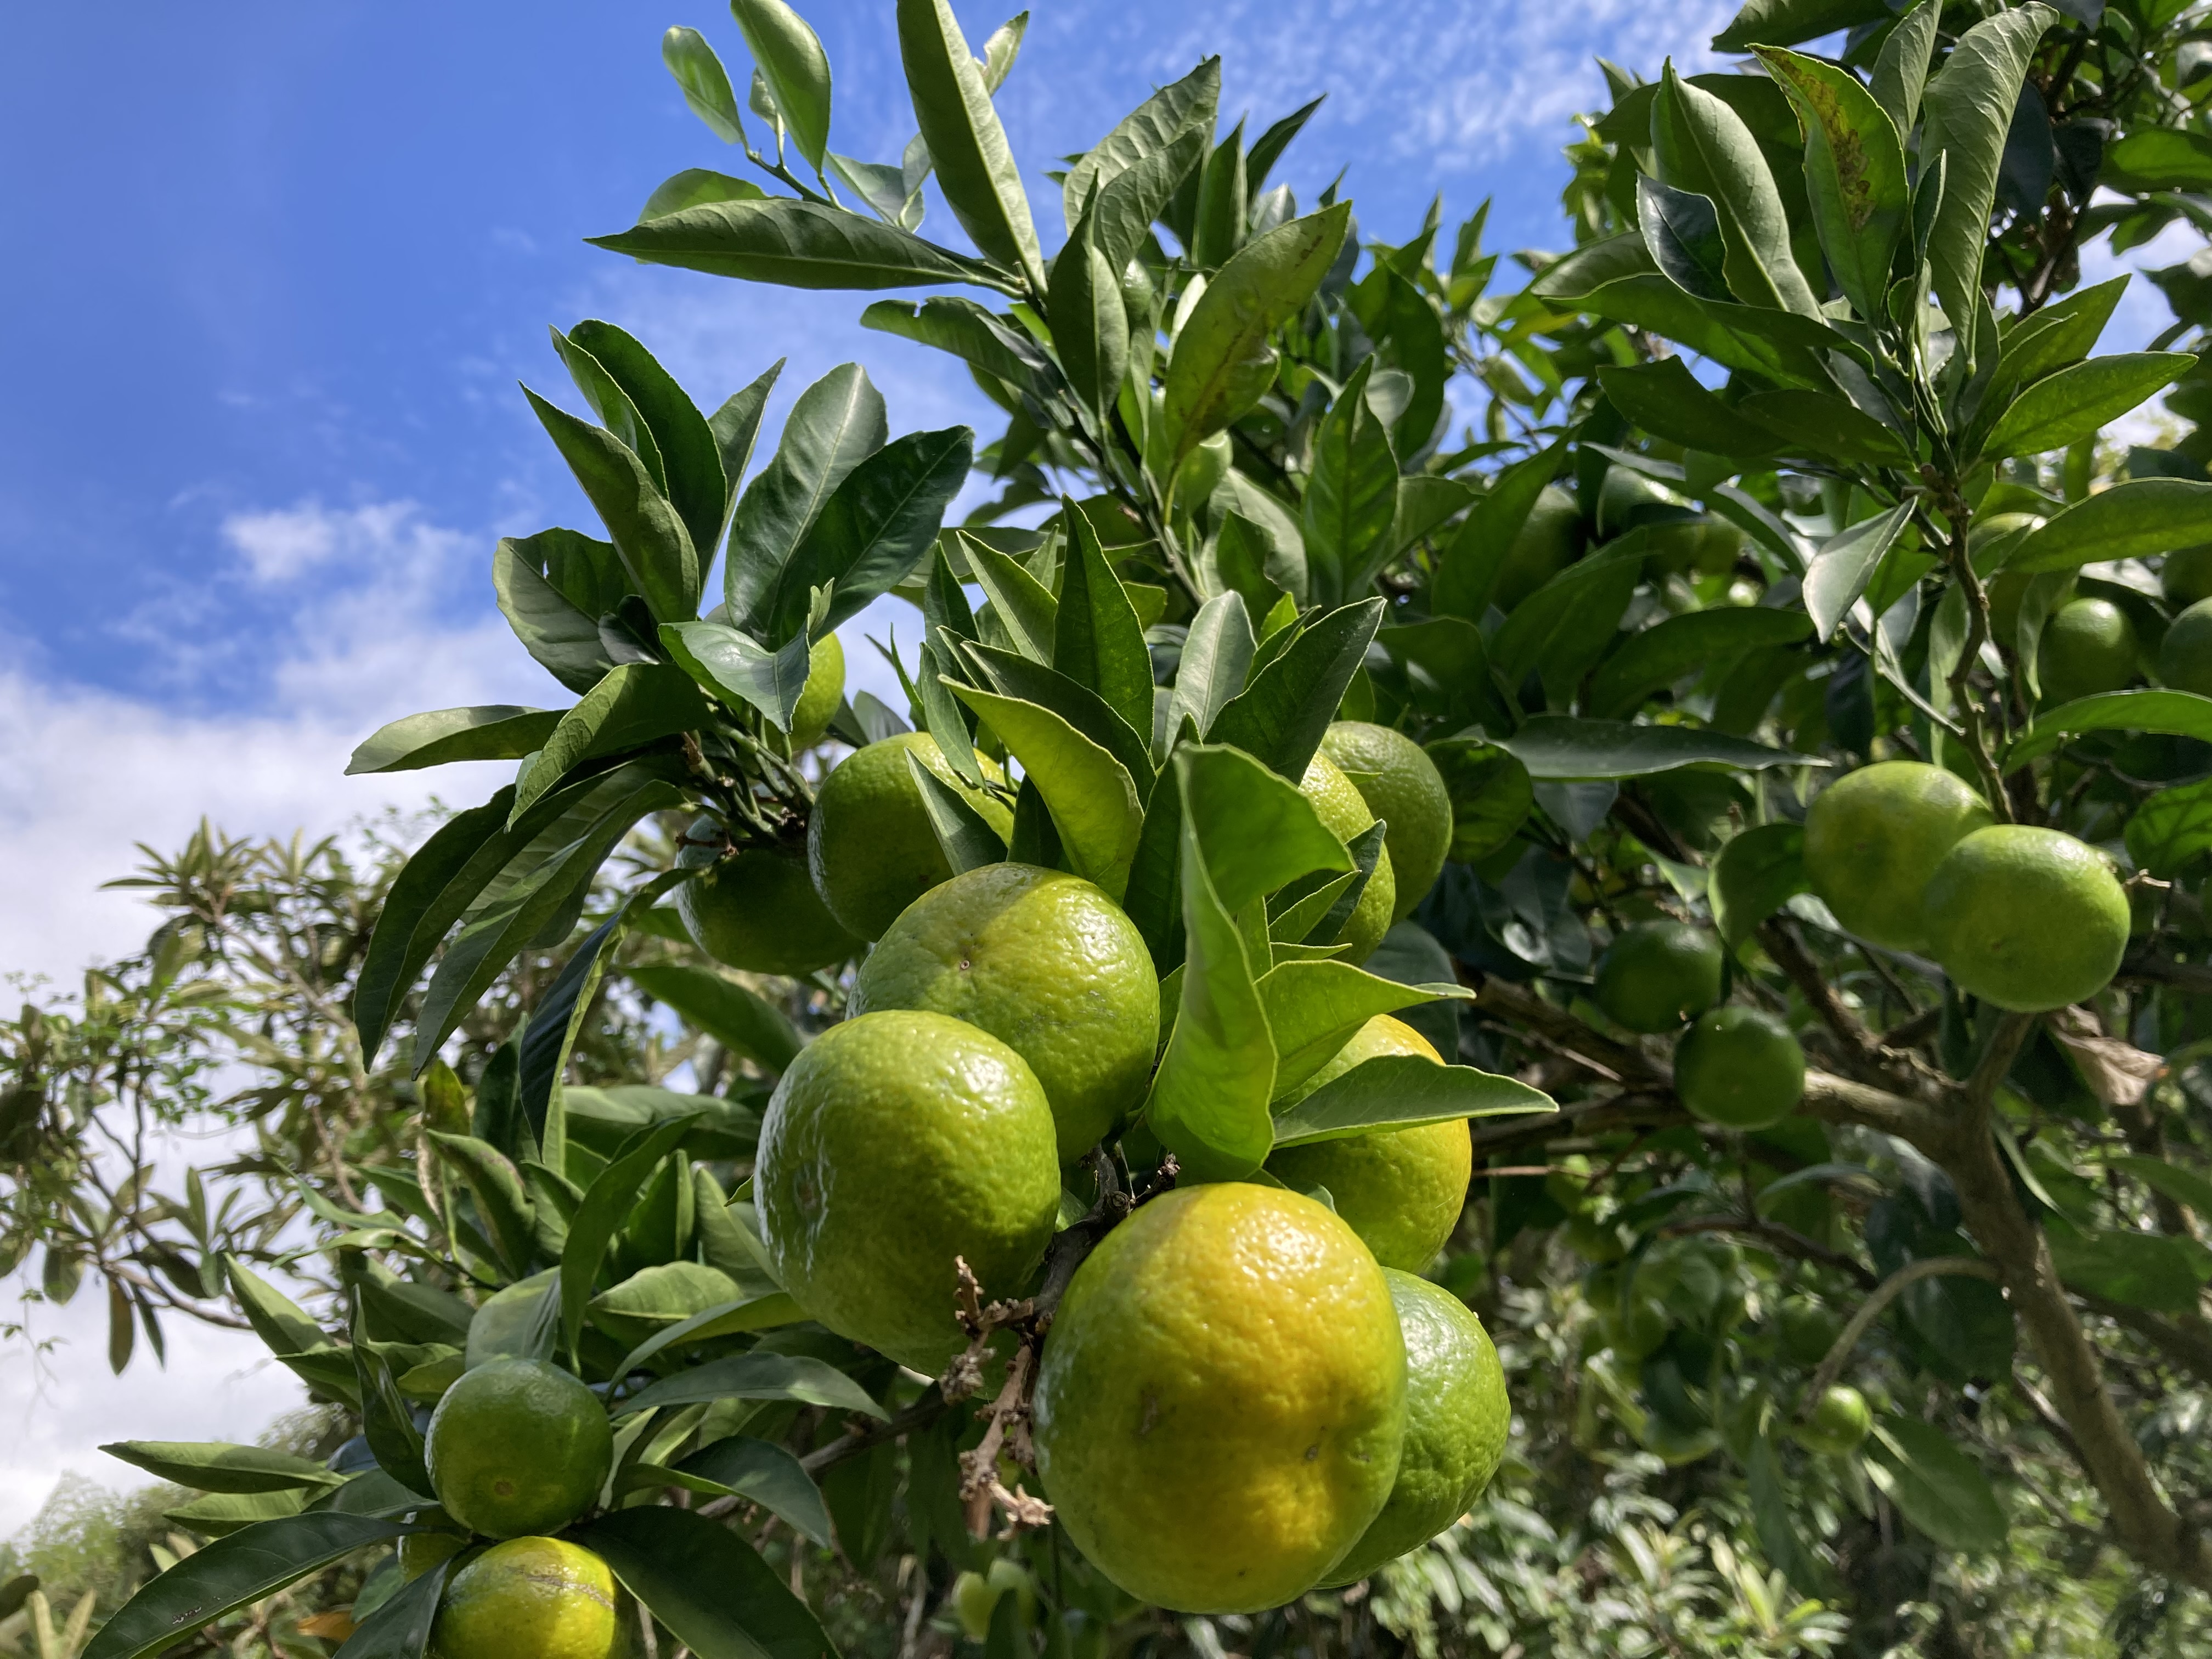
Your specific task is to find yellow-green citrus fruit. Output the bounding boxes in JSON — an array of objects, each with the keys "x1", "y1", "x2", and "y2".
[
  {"x1": 1267, "y1": 1017, "x2": 1470, "y2": 1272},
  {"x1": 398, "y1": 1532, "x2": 470, "y2": 1582},
  {"x1": 1925, "y1": 826, "x2": 2130, "y2": 1012},
  {"x1": 851, "y1": 864, "x2": 1158, "y2": 1164},
  {"x1": 1792, "y1": 1385, "x2": 1872, "y2": 1457},
  {"x1": 1592, "y1": 922, "x2": 1724, "y2": 1033},
  {"x1": 808, "y1": 733, "x2": 1014, "y2": 941},
  {"x1": 1802, "y1": 761, "x2": 1993, "y2": 952},
  {"x1": 1320, "y1": 1271, "x2": 1509, "y2": 1587},
  {"x1": 1321, "y1": 722, "x2": 1453, "y2": 922},
  {"x1": 2162, "y1": 543, "x2": 2212, "y2": 607},
  {"x1": 1033, "y1": 1184, "x2": 1407, "y2": 1615},
  {"x1": 2039, "y1": 597, "x2": 2138, "y2": 704},
  {"x1": 675, "y1": 817, "x2": 861, "y2": 975},
  {"x1": 1595, "y1": 466, "x2": 1683, "y2": 538},
  {"x1": 2159, "y1": 596, "x2": 2212, "y2": 696},
  {"x1": 789, "y1": 633, "x2": 846, "y2": 749},
  {"x1": 431, "y1": 1537, "x2": 625, "y2": 1659},
  {"x1": 1300, "y1": 750, "x2": 1396, "y2": 963},
  {"x1": 1776, "y1": 1295, "x2": 1843, "y2": 1367},
  {"x1": 425, "y1": 1359, "x2": 611, "y2": 1539},
  {"x1": 1672, "y1": 1007, "x2": 1805, "y2": 1131},
  {"x1": 756, "y1": 1011, "x2": 1059, "y2": 1373},
  {"x1": 1493, "y1": 486, "x2": 1582, "y2": 610}
]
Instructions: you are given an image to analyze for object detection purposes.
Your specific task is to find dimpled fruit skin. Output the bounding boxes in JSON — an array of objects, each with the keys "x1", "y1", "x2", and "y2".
[
  {"x1": 757, "y1": 1011, "x2": 1060, "y2": 1374},
  {"x1": 432, "y1": 1537, "x2": 625, "y2": 1659},
  {"x1": 1032, "y1": 1184, "x2": 1406, "y2": 1615},
  {"x1": 808, "y1": 733, "x2": 1015, "y2": 941},
  {"x1": 1320, "y1": 1271, "x2": 1509, "y2": 1587},
  {"x1": 425, "y1": 1359, "x2": 612, "y2": 1539},
  {"x1": 2162, "y1": 597, "x2": 2212, "y2": 696},
  {"x1": 1925, "y1": 826, "x2": 2131, "y2": 1012},
  {"x1": 1267, "y1": 1018, "x2": 1471, "y2": 1272},
  {"x1": 2040, "y1": 597, "x2": 2138, "y2": 704},
  {"x1": 789, "y1": 633, "x2": 845, "y2": 749},
  {"x1": 1593, "y1": 922, "x2": 1724, "y2": 1033},
  {"x1": 675, "y1": 823, "x2": 861, "y2": 975},
  {"x1": 851, "y1": 864, "x2": 1158, "y2": 1163},
  {"x1": 1300, "y1": 751, "x2": 1397, "y2": 963},
  {"x1": 1673, "y1": 1007, "x2": 1805, "y2": 1131},
  {"x1": 1803, "y1": 761, "x2": 1992, "y2": 952},
  {"x1": 1321, "y1": 723, "x2": 1453, "y2": 922}
]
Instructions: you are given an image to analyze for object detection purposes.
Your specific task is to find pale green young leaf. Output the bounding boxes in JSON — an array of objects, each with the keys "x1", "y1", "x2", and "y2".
[{"x1": 662, "y1": 26, "x2": 747, "y2": 145}]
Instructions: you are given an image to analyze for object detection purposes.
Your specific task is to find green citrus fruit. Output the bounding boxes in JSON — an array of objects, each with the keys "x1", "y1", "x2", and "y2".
[
  {"x1": 1493, "y1": 486, "x2": 1582, "y2": 610},
  {"x1": 1985, "y1": 565, "x2": 2067, "y2": 650},
  {"x1": 1563, "y1": 1213, "x2": 1627, "y2": 1263},
  {"x1": 1672, "y1": 1007, "x2": 1804, "y2": 1131},
  {"x1": 789, "y1": 633, "x2": 846, "y2": 749},
  {"x1": 1925, "y1": 825, "x2": 2130, "y2": 1012},
  {"x1": 2159, "y1": 596, "x2": 2212, "y2": 696},
  {"x1": 1319, "y1": 1270, "x2": 1508, "y2": 1586},
  {"x1": 425, "y1": 1358, "x2": 611, "y2": 1539},
  {"x1": 808, "y1": 733, "x2": 1013, "y2": 941},
  {"x1": 1596, "y1": 466, "x2": 1684, "y2": 538},
  {"x1": 2162, "y1": 543, "x2": 2212, "y2": 607},
  {"x1": 756, "y1": 1010, "x2": 1059, "y2": 1373},
  {"x1": 1792, "y1": 1385, "x2": 1872, "y2": 1457},
  {"x1": 1267, "y1": 1017, "x2": 1470, "y2": 1272},
  {"x1": 2039, "y1": 597, "x2": 2138, "y2": 704},
  {"x1": 431, "y1": 1537, "x2": 627, "y2": 1659},
  {"x1": 1592, "y1": 922, "x2": 1723, "y2": 1033},
  {"x1": 851, "y1": 864, "x2": 1158, "y2": 1164},
  {"x1": 1776, "y1": 1294, "x2": 1843, "y2": 1367},
  {"x1": 1802, "y1": 760, "x2": 1992, "y2": 952},
  {"x1": 1321, "y1": 722, "x2": 1453, "y2": 921},
  {"x1": 1643, "y1": 518, "x2": 1745, "y2": 580},
  {"x1": 674, "y1": 817, "x2": 860, "y2": 975},
  {"x1": 1300, "y1": 750, "x2": 1397, "y2": 963},
  {"x1": 1033, "y1": 1183, "x2": 1407, "y2": 1614},
  {"x1": 398, "y1": 1532, "x2": 470, "y2": 1582}
]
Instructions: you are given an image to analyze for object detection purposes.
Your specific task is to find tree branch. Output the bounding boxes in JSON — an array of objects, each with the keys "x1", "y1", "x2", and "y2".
[{"x1": 1805, "y1": 1256, "x2": 2002, "y2": 1406}]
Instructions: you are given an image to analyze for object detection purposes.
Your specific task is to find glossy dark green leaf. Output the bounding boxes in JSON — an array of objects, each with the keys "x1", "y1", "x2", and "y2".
[
  {"x1": 346, "y1": 708, "x2": 562, "y2": 777},
  {"x1": 1637, "y1": 175, "x2": 1730, "y2": 302},
  {"x1": 1573, "y1": 275, "x2": 1832, "y2": 388},
  {"x1": 2123, "y1": 775, "x2": 2212, "y2": 878},
  {"x1": 1483, "y1": 714, "x2": 1818, "y2": 781},
  {"x1": 731, "y1": 0, "x2": 831, "y2": 173},
  {"x1": 1207, "y1": 599, "x2": 1384, "y2": 780},
  {"x1": 2002, "y1": 689, "x2": 2212, "y2": 769},
  {"x1": 1711, "y1": 0, "x2": 1892, "y2": 52},
  {"x1": 1489, "y1": 548, "x2": 1641, "y2": 708},
  {"x1": 1192, "y1": 117, "x2": 1247, "y2": 270},
  {"x1": 2004, "y1": 478, "x2": 2212, "y2": 573},
  {"x1": 662, "y1": 26, "x2": 747, "y2": 145},
  {"x1": 1990, "y1": 275, "x2": 2127, "y2": 404},
  {"x1": 1739, "y1": 389, "x2": 1911, "y2": 466},
  {"x1": 1756, "y1": 47, "x2": 1908, "y2": 322},
  {"x1": 510, "y1": 664, "x2": 707, "y2": 822},
  {"x1": 626, "y1": 963, "x2": 806, "y2": 1074},
  {"x1": 1047, "y1": 214, "x2": 1126, "y2": 419},
  {"x1": 948, "y1": 684, "x2": 1144, "y2": 896},
  {"x1": 1709, "y1": 821, "x2": 1810, "y2": 946},
  {"x1": 1162, "y1": 205, "x2": 1351, "y2": 469},
  {"x1": 860, "y1": 297, "x2": 1052, "y2": 396},
  {"x1": 1592, "y1": 608, "x2": 1811, "y2": 720},
  {"x1": 964, "y1": 644, "x2": 1153, "y2": 788},
  {"x1": 1054, "y1": 500, "x2": 1154, "y2": 736},
  {"x1": 1062, "y1": 58, "x2": 1219, "y2": 239},
  {"x1": 426, "y1": 1134, "x2": 538, "y2": 1280},
  {"x1": 1272, "y1": 1054, "x2": 1553, "y2": 1147},
  {"x1": 2047, "y1": 1226, "x2": 2212, "y2": 1313},
  {"x1": 331, "y1": 1555, "x2": 450, "y2": 1659},
  {"x1": 1651, "y1": 63, "x2": 1819, "y2": 317},
  {"x1": 1426, "y1": 739, "x2": 1533, "y2": 862},
  {"x1": 618, "y1": 1351, "x2": 887, "y2": 1419},
  {"x1": 524, "y1": 388, "x2": 700, "y2": 624},
  {"x1": 1595, "y1": 359, "x2": 1774, "y2": 459},
  {"x1": 560, "y1": 1116, "x2": 701, "y2": 1358},
  {"x1": 1302, "y1": 359, "x2": 1400, "y2": 607},
  {"x1": 579, "y1": 1504, "x2": 836, "y2": 1659},
  {"x1": 100, "y1": 1442, "x2": 345, "y2": 1497},
  {"x1": 1866, "y1": 1418, "x2": 2008, "y2": 1553},
  {"x1": 348, "y1": 1295, "x2": 432, "y2": 1496},
  {"x1": 1802, "y1": 502, "x2": 1915, "y2": 642},
  {"x1": 551, "y1": 328, "x2": 666, "y2": 494},
  {"x1": 660, "y1": 617, "x2": 814, "y2": 731},
  {"x1": 589, "y1": 199, "x2": 1007, "y2": 292},
  {"x1": 728, "y1": 363, "x2": 885, "y2": 630},
  {"x1": 763, "y1": 426, "x2": 973, "y2": 644},
  {"x1": 567, "y1": 321, "x2": 729, "y2": 563},
  {"x1": 674, "y1": 1437, "x2": 834, "y2": 1547},
  {"x1": 1434, "y1": 444, "x2": 1568, "y2": 622},
  {"x1": 82, "y1": 1513, "x2": 412, "y2": 1659},
  {"x1": 895, "y1": 0, "x2": 1044, "y2": 294},
  {"x1": 1979, "y1": 353, "x2": 2193, "y2": 461},
  {"x1": 493, "y1": 529, "x2": 624, "y2": 693}
]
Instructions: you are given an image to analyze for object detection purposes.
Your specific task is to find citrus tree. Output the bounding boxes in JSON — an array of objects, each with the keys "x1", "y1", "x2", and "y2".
[{"x1": 37, "y1": 0, "x2": 2212, "y2": 1654}]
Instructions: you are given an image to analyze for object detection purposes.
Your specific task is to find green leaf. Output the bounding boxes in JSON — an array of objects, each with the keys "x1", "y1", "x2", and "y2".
[
  {"x1": 1207, "y1": 599, "x2": 1385, "y2": 780},
  {"x1": 524, "y1": 388, "x2": 700, "y2": 624},
  {"x1": 493, "y1": 529, "x2": 624, "y2": 693},
  {"x1": 510, "y1": 664, "x2": 707, "y2": 822},
  {"x1": 1170, "y1": 591, "x2": 1256, "y2": 743},
  {"x1": 659, "y1": 618, "x2": 814, "y2": 731},
  {"x1": 947, "y1": 685, "x2": 1144, "y2": 896},
  {"x1": 578, "y1": 1504, "x2": 836, "y2": 1659},
  {"x1": 1990, "y1": 275, "x2": 2128, "y2": 404},
  {"x1": 1301, "y1": 359, "x2": 1400, "y2": 607},
  {"x1": 1712, "y1": 0, "x2": 1891, "y2": 51},
  {"x1": 1176, "y1": 744, "x2": 1351, "y2": 912},
  {"x1": 662, "y1": 26, "x2": 747, "y2": 145},
  {"x1": 427, "y1": 1135, "x2": 538, "y2": 1280},
  {"x1": 2003, "y1": 689, "x2": 2212, "y2": 769},
  {"x1": 1918, "y1": 4, "x2": 2053, "y2": 366},
  {"x1": 223, "y1": 1256, "x2": 330, "y2": 1358},
  {"x1": 1737, "y1": 389, "x2": 1911, "y2": 466},
  {"x1": 2004, "y1": 478, "x2": 2212, "y2": 574},
  {"x1": 709, "y1": 362, "x2": 784, "y2": 522},
  {"x1": 1427, "y1": 739, "x2": 1534, "y2": 862},
  {"x1": 1571, "y1": 276, "x2": 1831, "y2": 388},
  {"x1": 1979, "y1": 353, "x2": 2193, "y2": 461},
  {"x1": 1755, "y1": 47, "x2": 1908, "y2": 323},
  {"x1": 618, "y1": 1351, "x2": 887, "y2": 1419},
  {"x1": 963, "y1": 644, "x2": 1153, "y2": 788},
  {"x1": 729, "y1": 363, "x2": 885, "y2": 629},
  {"x1": 1866, "y1": 1418, "x2": 2008, "y2": 1552},
  {"x1": 1590, "y1": 608, "x2": 1812, "y2": 719},
  {"x1": 860, "y1": 297, "x2": 1052, "y2": 396},
  {"x1": 561, "y1": 1118, "x2": 700, "y2": 1359},
  {"x1": 567, "y1": 321, "x2": 730, "y2": 563},
  {"x1": 589, "y1": 198, "x2": 1008, "y2": 292},
  {"x1": 1047, "y1": 216, "x2": 1126, "y2": 421},
  {"x1": 627, "y1": 963, "x2": 805, "y2": 1074},
  {"x1": 895, "y1": 0, "x2": 1045, "y2": 294},
  {"x1": 905, "y1": 748, "x2": 1009, "y2": 874},
  {"x1": 961, "y1": 533, "x2": 1059, "y2": 661},
  {"x1": 2103, "y1": 127, "x2": 2212, "y2": 190},
  {"x1": 1481, "y1": 715, "x2": 1820, "y2": 781},
  {"x1": 1054, "y1": 500, "x2": 1154, "y2": 737},
  {"x1": 1803, "y1": 503, "x2": 1916, "y2": 642},
  {"x1": 162, "y1": 1489, "x2": 307, "y2": 1538},
  {"x1": 1261, "y1": 960, "x2": 1468, "y2": 1097},
  {"x1": 1162, "y1": 205, "x2": 1352, "y2": 470},
  {"x1": 346, "y1": 707, "x2": 562, "y2": 777},
  {"x1": 2111, "y1": 1154, "x2": 2212, "y2": 1222},
  {"x1": 1434, "y1": 444, "x2": 1567, "y2": 621},
  {"x1": 82, "y1": 1513, "x2": 411, "y2": 1659},
  {"x1": 731, "y1": 0, "x2": 832, "y2": 173},
  {"x1": 1489, "y1": 547, "x2": 1642, "y2": 709},
  {"x1": 331, "y1": 1554, "x2": 450, "y2": 1659},
  {"x1": 348, "y1": 1296, "x2": 431, "y2": 1497},
  {"x1": 763, "y1": 426, "x2": 974, "y2": 645},
  {"x1": 2124, "y1": 775, "x2": 2212, "y2": 879},
  {"x1": 465, "y1": 1271, "x2": 558, "y2": 1368},
  {"x1": 1093, "y1": 126, "x2": 1210, "y2": 275},
  {"x1": 99, "y1": 1442, "x2": 343, "y2": 1496},
  {"x1": 1595, "y1": 359, "x2": 1775, "y2": 459},
  {"x1": 1709, "y1": 822, "x2": 1809, "y2": 947},
  {"x1": 642, "y1": 168, "x2": 768, "y2": 221},
  {"x1": 590, "y1": 1262, "x2": 746, "y2": 1348},
  {"x1": 1869, "y1": 0, "x2": 1939, "y2": 137},
  {"x1": 1271, "y1": 1055, "x2": 1553, "y2": 1147},
  {"x1": 674, "y1": 1436, "x2": 833, "y2": 1548},
  {"x1": 1062, "y1": 58, "x2": 1218, "y2": 241},
  {"x1": 611, "y1": 1290, "x2": 801, "y2": 1380},
  {"x1": 2046, "y1": 1226, "x2": 2212, "y2": 1313},
  {"x1": 1192, "y1": 117, "x2": 1248, "y2": 270},
  {"x1": 1651, "y1": 62, "x2": 1819, "y2": 317}
]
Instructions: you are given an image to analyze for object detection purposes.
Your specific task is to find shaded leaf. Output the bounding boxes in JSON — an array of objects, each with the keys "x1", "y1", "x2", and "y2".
[
  {"x1": 2002, "y1": 689, "x2": 2212, "y2": 769},
  {"x1": 618, "y1": 1352, "x2": 887, "y2": 1419},
  {"x1": 1980, "y1": 353, "x2": 2193, "y2": 461},
  {"x1": 578, "y1": 1504, "x2": 835, "y2": 1659},
  {"x1": 729, "y1": 364, "x2": 887, "y2": 630},
  {"x1": 589, "y1": 199, "x2": 1007, "y2": 293},
  {"x1": 895, "y1": 0, "x2": 1045, "y2": 292},
  {"x1": 1481, "y1": 715, "x2": 1820, "y2": 780},
  {"x1": 100, "y1": 1443, "x2": 344, "y2": 1497},
  {"x1": 1866, "y1": 1418, "x2": 2008, "y2": 1553},
  {"x1": 1803, "y1": 503, "x2": 1915, "y2": 642},
  {"x1": 524, "y1": 388, "x2": 700, "y2": 624},
  {"x1": 1709, "y1": 822, "x2": 1809, "y2": 946},
  {"x1": 1272, "y1": 1054, "x2": 1553, "y2": 1147},
  {"x1": 673, "y1": 1437, "x2": 834, "y2": 1548},
  {"x1": 732, "y1": 0, "x2": 832, "y2": 173},
  {"x1": 2004, "y1": 478, "x2": 2212, "y2": 573}
]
